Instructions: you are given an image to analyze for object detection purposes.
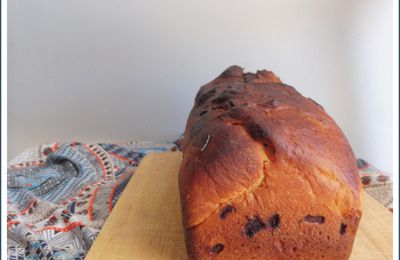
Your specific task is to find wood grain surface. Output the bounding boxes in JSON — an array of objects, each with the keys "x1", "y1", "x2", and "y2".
[{"x1": 85, "y1": 152, "x2": 392, "y2": 260}]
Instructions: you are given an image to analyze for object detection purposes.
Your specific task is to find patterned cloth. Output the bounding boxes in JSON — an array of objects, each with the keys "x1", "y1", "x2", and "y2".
[
  {"x1": 7, "y1": 141, "x2": 180, "y2": 260},
  {"x1": 357, "y1": 159, "x2": 393, "y2": 212},
  {"x1": 7, "y1": 140, "x2": 392, "y2": 260}
]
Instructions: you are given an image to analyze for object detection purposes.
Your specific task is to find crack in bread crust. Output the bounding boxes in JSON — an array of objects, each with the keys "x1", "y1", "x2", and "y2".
[{"x1": 187, "y1": 159, "x2": 268, "y2": 230}]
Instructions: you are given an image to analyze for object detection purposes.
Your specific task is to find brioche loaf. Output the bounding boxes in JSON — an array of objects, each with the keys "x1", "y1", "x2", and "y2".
[{"x1": 178, "y1": 66, "x2": 362, "y2": 259}]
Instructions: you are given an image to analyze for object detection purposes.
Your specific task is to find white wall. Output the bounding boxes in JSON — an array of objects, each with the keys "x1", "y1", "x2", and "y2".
[{"x1": 8, "y1": 0, "x2": 393, "y2": 172}]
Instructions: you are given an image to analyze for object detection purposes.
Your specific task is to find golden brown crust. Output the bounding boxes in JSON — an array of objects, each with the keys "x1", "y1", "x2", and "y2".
[{"x1": 179, "y1": 66, "x2": 362, "y2": 259}]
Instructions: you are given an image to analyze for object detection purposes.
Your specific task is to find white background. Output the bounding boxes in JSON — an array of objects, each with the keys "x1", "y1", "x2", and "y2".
[{"x1": 8, "y1": 0, "x2": 393, "y2": 173}]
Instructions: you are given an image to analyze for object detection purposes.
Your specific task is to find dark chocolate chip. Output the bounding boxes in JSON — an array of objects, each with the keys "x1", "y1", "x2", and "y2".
[
  {"x1": 217, "y1": 102, "x2": 232, "y2": 111},
  {"x1": 304, "y1": 215, "x2": 325, "y2": 224},
  {"x1": 269, "y1": 214, "x2": 280, "y2": 229},
  {"x1": 199, "y1": 110, "x2": 208, "y2": 116},
  {"x1": 212, "y1": 95, "x2": 230, "y2": 105},
  {"x1": 340, "y1": 223, "x2": 347, "y2": 235},
  {"x1": 209, "y1": 243, "x2": 224, "y2": 255},
  {"x1": 246, "y1": 122, "x2": 267, "y2": 140},
  {"x1": 197, "y1": 89, "x2": 217, "y2": 105},
  {"x1": 222, "y1": 89, "x2": 241, "y2": 96},
  {"x1": 220, "y1": 205, "x2": 235, "y2": 219},
  {"x1": 243, "y1": 216, "x2": 265, "y2": 238},
  {"x1": 215, "y1": 99, "x2": 235, "y2": 111}
]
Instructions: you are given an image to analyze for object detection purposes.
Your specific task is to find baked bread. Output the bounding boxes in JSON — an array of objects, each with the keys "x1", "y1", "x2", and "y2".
[{"x1": 178, "y1": 66, "x2": 362, "y2": 259}]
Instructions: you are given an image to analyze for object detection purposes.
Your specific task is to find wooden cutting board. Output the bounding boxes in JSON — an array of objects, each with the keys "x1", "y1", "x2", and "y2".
[{"x1": 85, "y1": 152, "x2": 393, "y2": 260}]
